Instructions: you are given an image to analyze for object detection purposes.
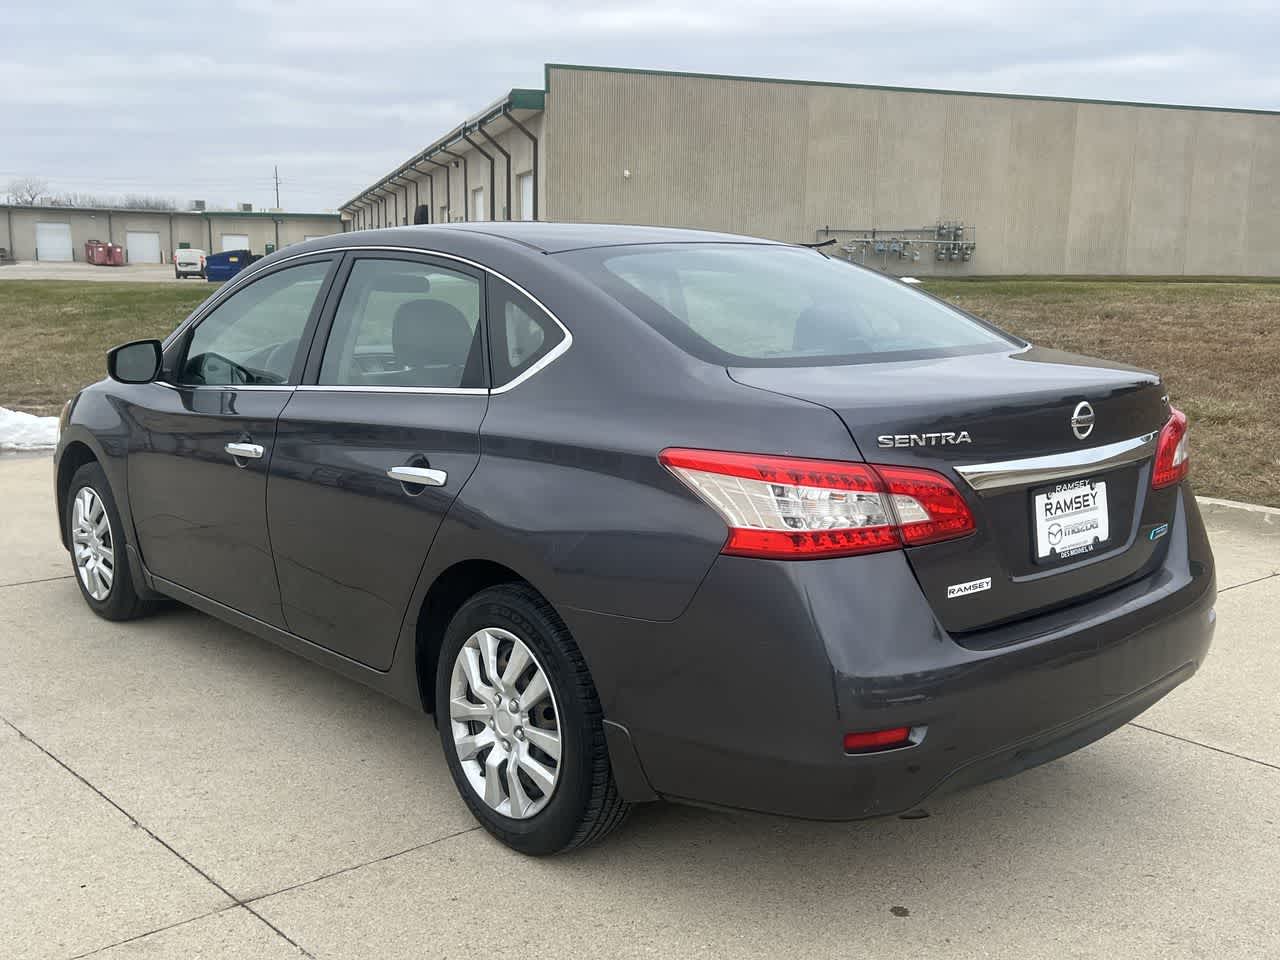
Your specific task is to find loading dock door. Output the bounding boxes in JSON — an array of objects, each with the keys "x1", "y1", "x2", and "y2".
[
  {"x1": 35, "y1": 222, "x2": 73, "y2": 261},
  {"x1": 125, "y1": 231, "x2": 162, "y2": 264},
  {"x1": 220, "y1": 234, "x2": 250, "y2": 252}
]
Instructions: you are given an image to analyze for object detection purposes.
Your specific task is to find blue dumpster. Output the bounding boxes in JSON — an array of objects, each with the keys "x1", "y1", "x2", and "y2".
[{"x1": 205, "y1": 249, "x2": 253, "y2": 282}]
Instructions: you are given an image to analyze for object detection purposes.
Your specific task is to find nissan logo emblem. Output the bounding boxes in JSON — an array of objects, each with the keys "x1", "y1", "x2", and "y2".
[{"x1": 1071, "y1": 401, "x2": 1096, "y2": 440}]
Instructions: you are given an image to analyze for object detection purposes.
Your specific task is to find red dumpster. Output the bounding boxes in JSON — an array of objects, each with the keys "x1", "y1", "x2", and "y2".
[
  {"x1": 85, "y1": 240, "x2": 109, "y2": 265},
  {"x1": 107, "y1": 243, "x2": 124, "y2": 266}
]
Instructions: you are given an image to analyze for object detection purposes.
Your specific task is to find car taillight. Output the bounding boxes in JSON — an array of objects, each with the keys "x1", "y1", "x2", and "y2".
[
  {"x1": 659, "y1": 449, "x2": 975, "y2": 560},
  {"x1": 1152, "y1": 406, "x2": 1190, "y2": 489}
]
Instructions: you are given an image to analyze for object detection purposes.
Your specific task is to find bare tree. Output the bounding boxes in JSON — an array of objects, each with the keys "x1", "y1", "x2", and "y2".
[
  {"x1": 7, "y1": 176, "x2": 48, "y2": 205},
  {"x1": 120, "y1": 194, "x2": 176, "y2": 211},
  {"x1": 37, "y1": 190, "x2": 178, "y2": 211}
]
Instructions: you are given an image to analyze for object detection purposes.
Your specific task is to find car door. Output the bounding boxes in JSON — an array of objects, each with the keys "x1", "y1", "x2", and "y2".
[
  {"x1": 266, "y1": 251, "x2": 489, "y2": 668},
  {"x1": 127, "y1": 256, "x2": 338, "y2": 625}
]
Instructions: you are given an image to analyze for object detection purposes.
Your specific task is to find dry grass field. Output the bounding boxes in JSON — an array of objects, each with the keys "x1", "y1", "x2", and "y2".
[
  {"x1": 924, "y1": 279, "x2": 1280, "y2": 507},
  {"x1": 1, "y1": 276, "x2": 1276, "y2": 506},
  {"x1": 0, "y1": 281, "x2": 212, "y2": 417}
]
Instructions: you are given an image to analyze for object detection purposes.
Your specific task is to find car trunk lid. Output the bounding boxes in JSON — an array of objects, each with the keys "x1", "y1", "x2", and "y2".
[{"x1": 729, "y1": 346, "x2": 1175, "y2": 633}]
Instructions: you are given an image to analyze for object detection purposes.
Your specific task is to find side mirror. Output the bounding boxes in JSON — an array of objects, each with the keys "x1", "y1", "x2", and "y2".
[{"x1": 107, "y1": 339, "x2": 163, "y2": 384}]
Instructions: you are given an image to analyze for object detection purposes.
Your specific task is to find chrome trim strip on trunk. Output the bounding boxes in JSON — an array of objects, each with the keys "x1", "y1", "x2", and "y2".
[{"x1": 955, "y1": 431, "x2": 1159, "y2": 493}]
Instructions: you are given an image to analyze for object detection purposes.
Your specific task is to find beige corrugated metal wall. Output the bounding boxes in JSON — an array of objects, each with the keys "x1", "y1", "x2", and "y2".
[{"x1": 544, "y1": 67, "x2": 1280, "y2": 276}]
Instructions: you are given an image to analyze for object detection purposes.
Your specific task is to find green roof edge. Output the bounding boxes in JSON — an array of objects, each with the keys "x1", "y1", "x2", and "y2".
[
  {"x1": 508, "y1": 88, "x2": 545, "y2": 111},
  {"x1": 543, "y1": 63, "x2": 1280, "y2": 117}
]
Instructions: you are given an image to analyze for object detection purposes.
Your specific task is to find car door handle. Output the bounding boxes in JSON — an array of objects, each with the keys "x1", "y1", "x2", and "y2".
[
  {"x1": 387, "y1": 466, "x2": 447, "y2": 487},
  {"x1": 225, "y1": 442, "x2": 264, "y2": 460}
]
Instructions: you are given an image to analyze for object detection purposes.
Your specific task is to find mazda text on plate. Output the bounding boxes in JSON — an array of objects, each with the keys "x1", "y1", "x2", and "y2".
[{"x1": 55, "y1": 223, "x2": 1216, "y2": 854}]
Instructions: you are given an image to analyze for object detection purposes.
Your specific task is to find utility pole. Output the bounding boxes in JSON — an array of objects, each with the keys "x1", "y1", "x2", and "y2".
[{"x1": 274, "y1": 165, "x2": 281, "y2": 209}]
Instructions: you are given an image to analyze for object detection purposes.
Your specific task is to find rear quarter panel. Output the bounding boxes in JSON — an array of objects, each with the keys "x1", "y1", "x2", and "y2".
[{"x1": 428, "y1": 266, "x2": 865, "y2": 621}]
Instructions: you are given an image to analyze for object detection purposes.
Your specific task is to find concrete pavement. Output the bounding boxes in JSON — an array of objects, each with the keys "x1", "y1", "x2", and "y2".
[
  {"x1": 1, "y1": 453, "x2": 1276, "y2": 959},
  {"x1": 0, "y1": 262, "x2": 196, "y2": 283}
]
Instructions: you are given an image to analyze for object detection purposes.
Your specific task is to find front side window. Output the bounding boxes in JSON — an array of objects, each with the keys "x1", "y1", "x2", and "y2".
[
  {"x1": 318, "y1": 258, "x2": 484, "y2": 389},
  {"x1": 180, "y1": 261, "x2": 329, "y2": 386},
  {"x1": 561, "y1": 244, "x2": 1017, "y2": 366}
]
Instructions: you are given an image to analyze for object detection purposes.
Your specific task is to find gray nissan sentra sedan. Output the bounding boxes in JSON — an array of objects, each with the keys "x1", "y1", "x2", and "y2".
[{"x1": 54, "y1": 223, "x2": 1215, "y2": 854}]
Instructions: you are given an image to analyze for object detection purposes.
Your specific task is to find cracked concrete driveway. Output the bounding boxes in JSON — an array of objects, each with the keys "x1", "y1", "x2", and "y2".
[{"x1": 1, "y1": 453, "x2": 1277, "y2": 959}]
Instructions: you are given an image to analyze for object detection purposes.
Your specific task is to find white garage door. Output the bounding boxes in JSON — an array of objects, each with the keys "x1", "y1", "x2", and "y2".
[
  {"x1": 35, "y1": 222, "x2": 73, "y2": 262},
  {"x1": 303, "y1": 234, "x2": 327, "y2": 241},
  {"x1": 221, "y1": 234, "x2": 250, "y2": 252},
  {"x1": 125, "y1": 231, "x2": 161, "y2": 264}
]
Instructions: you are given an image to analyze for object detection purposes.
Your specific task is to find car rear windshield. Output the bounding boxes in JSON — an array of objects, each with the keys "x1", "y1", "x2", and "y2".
[{"x1": 561, "y1": 243, "x2": 1017, "y2": 366}]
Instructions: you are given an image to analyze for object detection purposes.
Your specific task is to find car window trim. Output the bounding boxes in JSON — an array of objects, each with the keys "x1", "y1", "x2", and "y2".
[
  {"x1": 162, "y1": 245, "x2": 573, "y2": 397},
  {"x1": 153, "y1": 382, "x2": 296, "y2": 393},
  {"x1": 302, "y1": 249, "x2": 490, "y2": 392}
]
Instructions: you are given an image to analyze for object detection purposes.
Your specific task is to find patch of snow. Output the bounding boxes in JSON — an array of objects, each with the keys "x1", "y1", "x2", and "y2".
[
  {"x1": 899, "y1": 276, "x2": 922, "y2": 285},
  {"x1": 0, "y1": 406, "x2": 59, "y2": 451}
]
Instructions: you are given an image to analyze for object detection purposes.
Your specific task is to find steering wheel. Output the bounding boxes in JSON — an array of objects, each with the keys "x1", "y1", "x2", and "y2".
[
  {"x1": 196, "y1": 351, "x2": 253, "y2": 385},
  {"x1": 258, "y1": 339, "x2": 299, "y2": 383}
]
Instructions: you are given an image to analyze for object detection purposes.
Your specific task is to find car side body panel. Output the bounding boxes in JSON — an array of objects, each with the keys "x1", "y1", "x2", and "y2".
[{"x1": 268, "y1": 389, "x2": 489, "y2": 669}]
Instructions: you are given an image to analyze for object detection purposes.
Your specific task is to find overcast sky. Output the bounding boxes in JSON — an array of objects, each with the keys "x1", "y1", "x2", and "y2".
[{"x1": 3, "y1": 1, "x2": 1276, "y2": 212}]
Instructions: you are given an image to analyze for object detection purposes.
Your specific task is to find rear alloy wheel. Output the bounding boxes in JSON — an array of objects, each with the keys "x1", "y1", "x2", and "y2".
[
  {"x1": 436, "y1": 584, "x2": 630, "y2": 854},
  {"x1": 449, "y1": 627, "x2": 562, "y2": 819},
  {"x1": 65, "y1": 462, "x2": 157, "y2": 621}
]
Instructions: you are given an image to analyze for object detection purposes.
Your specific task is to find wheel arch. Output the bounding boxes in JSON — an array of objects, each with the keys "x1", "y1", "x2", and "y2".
[
  {"x1": 56, "y1": 439, "x2": 101, "y2": 548},
  {"x1": 415, "y1": 559, "x2": 541, "y2": 714}
]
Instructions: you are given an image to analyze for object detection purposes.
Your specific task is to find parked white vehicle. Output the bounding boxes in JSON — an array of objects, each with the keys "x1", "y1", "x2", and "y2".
[{"x1": 173, "y1": 248, "x2": 206, "y2": 279}]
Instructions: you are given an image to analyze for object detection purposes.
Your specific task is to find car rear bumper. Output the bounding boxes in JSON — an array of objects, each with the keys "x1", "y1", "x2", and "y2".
[{"x1": 564, "y1": 487, "x2": 1216, "y2": 818}]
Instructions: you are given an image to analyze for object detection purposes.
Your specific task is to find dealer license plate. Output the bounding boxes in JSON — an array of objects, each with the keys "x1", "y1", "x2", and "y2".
[{"x1": 1033, "y1": 478, "x2": 1109, "y2": 562}]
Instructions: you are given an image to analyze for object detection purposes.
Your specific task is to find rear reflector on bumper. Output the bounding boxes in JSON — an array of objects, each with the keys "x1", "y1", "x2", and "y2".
[
  {"x1": 843, "y1": 727, "x2": 914, "y2": 753},
  {"x1": 659, "y1": 448, "x2": 975, "y2": 559}
]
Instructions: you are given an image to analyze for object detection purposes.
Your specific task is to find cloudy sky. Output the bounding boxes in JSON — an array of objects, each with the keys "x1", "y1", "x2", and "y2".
[{"x1": 4, "y1": 1, "x2": 1276, "y2": 212}]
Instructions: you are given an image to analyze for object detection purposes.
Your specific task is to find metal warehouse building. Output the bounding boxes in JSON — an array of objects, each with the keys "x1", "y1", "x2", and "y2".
[
  {"x1": 343, "y1": 64, "x2": 1279, "y2": 277},
  {"x1": 0, "y1": 205, "x2": 343, "y2": 264}
]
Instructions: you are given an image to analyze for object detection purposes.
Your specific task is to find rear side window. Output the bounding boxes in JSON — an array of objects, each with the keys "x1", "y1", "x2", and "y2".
[
  {"x1": 561, "y1": 244, "x2": 1015, "y2": 366},
  {"x1": 318, "y1": 258, "x2": 484, "y2": 389},
  {"x1": 487, "y1": 280, "x2": 564, "y2": 388}
]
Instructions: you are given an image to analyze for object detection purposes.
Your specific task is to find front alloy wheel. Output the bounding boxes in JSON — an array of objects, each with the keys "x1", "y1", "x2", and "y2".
[
  {"x1": 64, "y1": 461, "x2": 157, "y2": 621},
  {"x1": 71, "y1": 486, "x2": 114, "y2": 600},
  {"x1": 449, "y1": 628, "x2": 562, "y2": 819}
]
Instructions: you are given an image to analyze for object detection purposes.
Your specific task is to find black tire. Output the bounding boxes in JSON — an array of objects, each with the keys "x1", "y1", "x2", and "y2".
[
  {"x1": 436, "y1": 583, "x2": 630, "y2": 855},
  {"x1": 64, "y1": 462, "x2": 158, "y2": 621}
]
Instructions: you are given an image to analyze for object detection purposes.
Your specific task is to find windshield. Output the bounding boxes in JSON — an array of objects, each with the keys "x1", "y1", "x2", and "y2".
[{"x1": 562, "y1": 244, "x2": 1018, "y2": 366}]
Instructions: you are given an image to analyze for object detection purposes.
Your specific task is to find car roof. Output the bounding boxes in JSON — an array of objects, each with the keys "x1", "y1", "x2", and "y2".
[{"x1": 330, "y1": 222, "x2": 787, "y2": 255}]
